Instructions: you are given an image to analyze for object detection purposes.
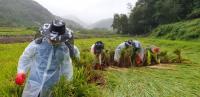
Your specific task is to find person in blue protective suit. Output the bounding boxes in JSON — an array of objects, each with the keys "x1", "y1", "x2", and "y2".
[
  {"x1": 114, "y1": 40, "x2": 144, "y2": 67},
  {"x1": 15, "y1": 20, "x2": 75, "y2": 97}
]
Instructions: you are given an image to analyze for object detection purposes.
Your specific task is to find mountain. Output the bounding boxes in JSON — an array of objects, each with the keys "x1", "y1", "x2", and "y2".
[
  {"x1": 0, "y1": 0, "x2": 55, "y2": 26},
  {"x1": 62, "y1": 15, "x2": 88, "y2": 28},
  {"x1": 89, "y1": 18, "x2": 113, "y2": 29},
  {"x1": 0, "y1": 0, "x2": 83, "y2": 30}
]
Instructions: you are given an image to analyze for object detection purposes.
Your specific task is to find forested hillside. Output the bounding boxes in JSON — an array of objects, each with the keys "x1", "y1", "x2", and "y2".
[{"x1": 112, "y1": 0, "x2": 200, "y2": 35}]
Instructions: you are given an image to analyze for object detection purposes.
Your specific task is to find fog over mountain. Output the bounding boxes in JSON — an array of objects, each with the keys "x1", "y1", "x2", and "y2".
[
  {"x1": 33, "y1": 0, "x2": 137, "y2": 24},
  {"x1": 89, "y1": 18, "x2": 113, "y2": 29}
]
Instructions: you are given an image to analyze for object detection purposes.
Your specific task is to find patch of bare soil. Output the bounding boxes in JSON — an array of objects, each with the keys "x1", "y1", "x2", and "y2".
[
  {"x1": 0, "y1": 35, "x2": 33, "y2": 43},
  {"x1": 107, "y1": 66, "x2": 129, "y2": 72},
  {"x1": 107, "y1": 64, "x2": 176, "y2": 71}
]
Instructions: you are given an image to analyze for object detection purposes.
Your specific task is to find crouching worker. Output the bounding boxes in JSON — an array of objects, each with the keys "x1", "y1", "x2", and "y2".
[
  {"x1": 144, "y1": 46, "x2": 160, "y2": 66},
  {"x1": 15, "y1": 20, "x2": 73, "y2": 97},
  {"x1": 91, "y1": 41, "x2": 107, "y2": 70},
  {"x1": 114, "y1": 40, "x2": 144, "y2": 67}
]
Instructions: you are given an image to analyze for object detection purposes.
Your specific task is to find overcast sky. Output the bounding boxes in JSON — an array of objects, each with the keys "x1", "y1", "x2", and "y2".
[{"x1": 33, "y1": 0, "x2": 137, "y2": 24}]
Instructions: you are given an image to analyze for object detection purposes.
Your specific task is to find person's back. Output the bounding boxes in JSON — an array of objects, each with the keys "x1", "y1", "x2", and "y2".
[
  {"x1": 114, "y1": 42, "x2": 126, "y2": 62},
  {"x1": 114, "y1": 40, "x2": 144, "y2": 67}
]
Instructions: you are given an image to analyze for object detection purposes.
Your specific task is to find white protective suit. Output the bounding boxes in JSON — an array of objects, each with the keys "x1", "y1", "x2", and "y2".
[
  {"x1": 17, "y1": 38, "x2": 73, "y2": 97},
  {"x1": 90, "y1": 44, "x2": 95, "y2": 55},
  {"x1": 73, "y1": 45, "x2": 80, "y2": 60},
  {"x1": 114, "y1": 40, "x2": 142, "y2": 62}
]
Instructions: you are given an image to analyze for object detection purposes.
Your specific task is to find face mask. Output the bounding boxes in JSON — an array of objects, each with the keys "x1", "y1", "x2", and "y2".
[
  {"x1": 48, "y1": 31, "x2": 63, "y2": 45},
  {"x1": 50, "y1": 31, "x2": 59, "y2": 40}
]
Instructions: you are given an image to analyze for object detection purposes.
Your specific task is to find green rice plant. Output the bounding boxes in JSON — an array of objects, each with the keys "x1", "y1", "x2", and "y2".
[
  {"x1": 118, "y1": 47, "x2": 133, "y2": 67},
  {"x1": 108, "y1": 50, "x2": 115, "y2": 65},
  {"x1": 158, "y1": 51, "x2": 171, "y2": 63},
  {"x1": 172, "y1": 48, "x2": 182, "y2": 63},
  {"x1": 172, "y1": 48, "x2": 191, "y2": 64},
  {"x1": 1, "y1": 37, "x2": 200, "y2": 97},
  {"x1": 52, "y1": 66, "x2": 102, "y2": 97}
]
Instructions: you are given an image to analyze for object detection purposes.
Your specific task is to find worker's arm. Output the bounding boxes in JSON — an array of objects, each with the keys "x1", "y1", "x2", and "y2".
[
  {"x1": 16, "y1": 41, "x2": 37, "y2": 85},
  {"x1": 17, "y1": 42, "x2": 37, "y2": 74},
  {"x1": 114, "y1": 43, "x2": 125, "y2": 62},
  {"x1": 73, "y1": 45, "x2": 80, "y2": 60},
  {"x1": 90, "y1": 44, "x2": 95, "y2": 55},
  {"x1": 61, "y1": 48, "x2": 73, "y2": 80}
]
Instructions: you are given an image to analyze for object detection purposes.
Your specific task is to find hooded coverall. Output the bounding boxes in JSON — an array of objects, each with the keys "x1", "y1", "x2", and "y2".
[{"x1": 17, "y1": 38, "x2": 73, "y2": 97}]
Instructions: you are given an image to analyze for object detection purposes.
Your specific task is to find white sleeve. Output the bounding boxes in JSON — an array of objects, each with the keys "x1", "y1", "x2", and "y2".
[
  {"x1": 61, "y1": 49, "x2": 73, "y2": 80},
  {"x1": 73, "y1": 45, "x2": 80, "y2": 60},
  {"x1": 17, "y1": 42, "x2": 37, "y2": 74},
  {"x1": 90, "y1": 44, "x2": 95, "y2": 55},
  {"x1": 114, "y1": 43, "x2": 125, "y2": 62}
]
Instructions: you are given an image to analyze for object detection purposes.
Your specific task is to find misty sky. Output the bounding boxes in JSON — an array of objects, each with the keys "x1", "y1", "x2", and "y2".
[{"x1": 33, "y1": 0, "x2": 137, "y2": 24}]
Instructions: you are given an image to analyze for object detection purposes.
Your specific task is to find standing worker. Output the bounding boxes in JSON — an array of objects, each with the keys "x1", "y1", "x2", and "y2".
[{"x1": 15, "y1": 20, "x2": 75, "y2": 97}]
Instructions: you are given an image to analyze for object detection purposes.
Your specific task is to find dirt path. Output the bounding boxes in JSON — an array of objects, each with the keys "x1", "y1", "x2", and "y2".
[
  {"x1": 107, "y1": 64, "x2": 176, "y2": 72},
  {"x1": 0, "y1": 35, "x2": 33, "y2": 43},
  {"x1": 107, "y1": 66, "x2": 129, "y2": 72},
  {"x1": 147, "y1": 64, "x2": 176, "y2": 70}
]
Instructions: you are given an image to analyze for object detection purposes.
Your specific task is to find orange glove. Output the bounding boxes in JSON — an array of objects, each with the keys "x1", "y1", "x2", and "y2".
[{"x1": 15, "y1": 72, "x2": 26, "y2": 85}]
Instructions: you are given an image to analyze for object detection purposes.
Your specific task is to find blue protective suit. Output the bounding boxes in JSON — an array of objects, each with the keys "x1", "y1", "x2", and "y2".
[{"x1": 17, "y1": 38, "x2": 73, "y2": 97}]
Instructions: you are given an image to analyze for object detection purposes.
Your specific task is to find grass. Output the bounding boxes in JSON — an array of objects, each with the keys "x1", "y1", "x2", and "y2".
[
  {"x1": 104, "y1": 65, "x2": 200, "y2": 97},
  {"x1": 0, "y1": 37, "x2": 200, "y2": 97}
]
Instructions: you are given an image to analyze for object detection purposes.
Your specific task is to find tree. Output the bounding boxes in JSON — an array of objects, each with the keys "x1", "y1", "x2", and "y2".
[
  {"x1": 129, "y1": 0, "x2": 157, "y2": 35},
  {"x1": 112, "y1": 14, "x2": 130, "y2": 34},
  {"x1": 153, "y1": 0, "x2": 181, "y2": 24},
  {"x1": 112, "y1": 14, "x2": 121, "y2": 34},
  {"x1": 120, "y1": 14, "x2": 129, "y2": 34},
  {"x1": 113, "y1": 0, "x2": 200, "y2": 35}
]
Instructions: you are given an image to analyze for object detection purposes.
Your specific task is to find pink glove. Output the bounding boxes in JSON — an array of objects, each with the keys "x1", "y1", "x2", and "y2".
[{"x1": 15, "y1": 72, "x2": 26, "y2": 85}]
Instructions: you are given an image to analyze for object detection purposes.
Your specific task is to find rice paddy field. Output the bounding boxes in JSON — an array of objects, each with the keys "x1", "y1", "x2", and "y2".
[{"x1": 0, "y1": 37, "x2": 200, "y2": 97}]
